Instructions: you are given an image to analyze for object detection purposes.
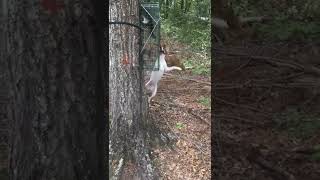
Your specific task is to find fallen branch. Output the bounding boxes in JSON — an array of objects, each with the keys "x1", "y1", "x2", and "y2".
[
  {"x1": 252, "y1": 72, "x2": 305, "y2": 82},
  {"x1": 163, "y1": 73, "x2": 211, "y2": 85},
  {"x1": 213, "y1": 96, "x2": 271, "y2": 116},
  {"x1": 187, "y1": 109, "x2": 211, "y2": 126},
  {"x1": 214, "y1": 48, "x2": 303, "y2": 69},
  {"x1": 255, "y1": 87, "x2": 273, "y2": 104},
  {"x1": 155, "y1": 100, "x2": 211, "y2": 126},
  {"x1": 214, "y1": 59, "x2": 252, "y2": 81},
  {"x1": 214, "y1": 114, "x2": 266, "y2": 127},
  {"x1": 214, "y1": 82, "x2": 320, "y2": 90},
  {"x1": 247, "y1": 148, "x2": 296, "y2": 180},
  {"x1": 291, "y1": 146, "x2": 317, "y2": 154},
  {"x1": 213, "y1": 48, "x2": 320, "y2": 76}
]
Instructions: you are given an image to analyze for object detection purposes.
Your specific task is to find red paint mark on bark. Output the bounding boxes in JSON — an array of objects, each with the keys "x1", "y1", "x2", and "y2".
[
  {"x1": 122, "y1": 54, "x2": 130, "y2": 65},
  {"x1": 40, "y1": 0, "x2": 65, "y2": 14}
]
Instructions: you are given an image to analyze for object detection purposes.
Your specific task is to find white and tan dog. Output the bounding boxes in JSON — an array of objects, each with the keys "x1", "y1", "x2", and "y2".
[{"x1": 145, "y1": 47, "x2": 182, "y2": 104}]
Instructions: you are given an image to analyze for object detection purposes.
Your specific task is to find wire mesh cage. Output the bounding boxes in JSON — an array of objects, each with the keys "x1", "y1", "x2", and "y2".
[{"x1": 140, "y1": 1, "x2": 160, "y2": 71}]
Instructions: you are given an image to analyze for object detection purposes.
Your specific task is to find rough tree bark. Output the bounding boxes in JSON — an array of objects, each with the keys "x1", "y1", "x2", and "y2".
[
  {"x1": 109, "y1": 0, "x2": 157, "y2": 179},
  {"x1": 6, "y1": 0, "x2": 106, "y2": 179},
  {"x1": 0, "y1": 0, "x2": 9, "y2": 178}
]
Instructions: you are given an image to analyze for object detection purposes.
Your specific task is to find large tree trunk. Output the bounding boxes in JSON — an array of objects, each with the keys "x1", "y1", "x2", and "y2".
[
  {"x1": 109, "y1": 0, "x2": 157, "y2": 179},
  {"x1": 0, "y1": 0, "x2": 9, "y2": 178},
  {"x1": 6, "y1": 1, "x2": 106, "y2": 179}
]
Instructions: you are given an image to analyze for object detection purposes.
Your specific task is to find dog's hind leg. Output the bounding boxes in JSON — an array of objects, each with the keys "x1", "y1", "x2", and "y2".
[{"x1": 148, "y1": 83, "x2": 158, "y2": 104}]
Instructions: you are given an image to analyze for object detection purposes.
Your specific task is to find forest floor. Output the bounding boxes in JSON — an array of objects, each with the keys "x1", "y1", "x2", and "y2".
[
  {"x1": 149, "y1": 69, "x2": 212, "y2": 179},
  {"x1": 149, "y1": 38, "x2": 320, "y2": 179},
  {"x1": 147, "y1": 39, "x2": 212, "y2": 179},
  {"x1": 212, "y1": 40, "x2": 320, "y2": 180}
]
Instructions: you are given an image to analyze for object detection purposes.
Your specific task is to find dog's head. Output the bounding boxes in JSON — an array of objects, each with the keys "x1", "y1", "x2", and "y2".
[
  {"x1": 159, "y1": 46, "x2": 165, "y2": 54},
  {"x1": 160, "y1": 44, "x2": 167, "y2": 54}
]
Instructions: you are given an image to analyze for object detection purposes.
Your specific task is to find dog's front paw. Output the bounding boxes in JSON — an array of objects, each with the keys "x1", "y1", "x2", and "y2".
[{"x1": 177, "y1": 67, "x2": 182, "y2": 71}]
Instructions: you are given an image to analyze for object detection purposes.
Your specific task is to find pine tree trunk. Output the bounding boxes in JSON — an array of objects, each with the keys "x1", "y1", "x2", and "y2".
[
  {"x1": 109, "y1": 0, "x2": 157, "y2": 179},
  {"x1": 0, "y1": 0, "x2": 9, "y2": 178},
  {"x1": 6, "y1": 1, "x2": 106, "y2": 179}
]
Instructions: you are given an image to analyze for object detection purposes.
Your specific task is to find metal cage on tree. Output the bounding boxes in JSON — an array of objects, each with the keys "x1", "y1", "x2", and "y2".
[{"x1": 140, "y1": 1, "x2": 160, "y2": 71}]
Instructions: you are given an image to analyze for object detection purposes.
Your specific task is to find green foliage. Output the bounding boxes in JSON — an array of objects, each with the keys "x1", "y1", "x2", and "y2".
[
  {"x1": 184, "y1": 57, "x2": 210, "y2": 76},
  {"x1": 231, "y1": 0, "x2": 320, "y2": 19},
  {"x1": 160, "y1": 0, "x2": 211, "y2": 77},
  {"x1": 175, "y1": 122, "x2": 184, "y2": 129},
  {"x1": 161, "y1": 15, "x2": 210, "y2": 51},
  {"x1": 160, "y1": 0, "x2": 210, "y2": 51},
  {"x1": 254, "y1": 21, "x2": 320, "y2": 41},
  {"x1": 198, "y1": 96, "x2": 211, "y2": 108},
  {"x1": 230, "y1": 0, "x2": 320, "y2": 41},
  {"x1": 273, "y1": 108, "x2": 320, "y2": 140}
]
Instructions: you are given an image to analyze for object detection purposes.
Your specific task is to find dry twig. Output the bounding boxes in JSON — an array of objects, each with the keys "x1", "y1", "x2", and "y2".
[
  {"x1": 213, "y1": 96, "x2": 271, "y2": 115},
  {"x1": 163, "y1": 73, "x2": 211, "y2": 85}
]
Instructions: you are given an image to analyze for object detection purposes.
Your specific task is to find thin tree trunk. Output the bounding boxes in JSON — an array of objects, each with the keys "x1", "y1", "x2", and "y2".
[
  {"x1": 173, "y1": 0, "x2": 176, "y2": 9},
  {"x1": 109, "y1": 0, "x2": 157, "y2": 179},
  {"x1": 165, "y1": 0, "x2": 169, "y2": 18},
  {"x1": 6, "y1": 1, "x2": 106, "y2": 179},
  {"x1": 180, "y1": 0, "x2": 184, "y2": 11},
  {"x1": 184, "y1": 0, "x2": 190, "y2": 13}
]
